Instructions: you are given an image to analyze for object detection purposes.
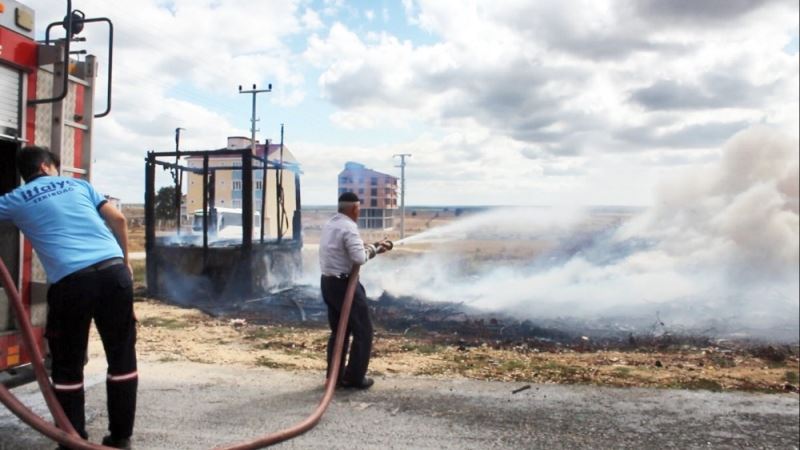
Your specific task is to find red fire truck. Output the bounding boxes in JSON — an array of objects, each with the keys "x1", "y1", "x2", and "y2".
[{"x1": 0, "y1": 0, "x2": 112, "y2": 387}]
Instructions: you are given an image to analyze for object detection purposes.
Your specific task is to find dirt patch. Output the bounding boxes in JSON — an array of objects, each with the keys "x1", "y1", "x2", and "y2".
[
  {"x1": 128, "y1": 225, "x2": 145, "y2": 252},
  {"x1": 86, "y1": 299, "x2": 799, "y2": 394}
]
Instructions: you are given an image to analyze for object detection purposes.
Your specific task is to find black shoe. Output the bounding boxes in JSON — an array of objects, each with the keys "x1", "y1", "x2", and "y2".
[
  {"x1": 101, "y1": 435, "x2": 131, "y2": 449},
  {"x1": 339, "y1": 377, "x2": 374, "y2": 390}
]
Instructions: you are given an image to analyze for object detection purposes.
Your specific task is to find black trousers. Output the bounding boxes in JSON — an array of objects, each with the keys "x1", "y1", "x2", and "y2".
[
  {"x1": 46, "y1": 263, "x2": 137, "y2": 441},
  {"x1": 321, "y1": 276, "x2": 373, "y2": 384}
]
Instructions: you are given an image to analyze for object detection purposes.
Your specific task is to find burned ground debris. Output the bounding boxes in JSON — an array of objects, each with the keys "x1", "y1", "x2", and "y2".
[{"x1": 129, "y1": 298, "x2": 800, "y2": 394}]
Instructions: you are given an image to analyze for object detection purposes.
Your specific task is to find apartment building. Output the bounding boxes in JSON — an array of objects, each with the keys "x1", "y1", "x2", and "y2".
[
  {"x1": 338, "y1": 161, "x2": 398, "y2": 229},
  {"x1": 185, "y1": 136, "x2": 299, "y2": 239}
]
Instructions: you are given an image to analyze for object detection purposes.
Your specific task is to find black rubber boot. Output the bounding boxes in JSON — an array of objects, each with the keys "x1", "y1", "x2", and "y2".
[{"x1": 101, "y1": 434, "x2": 132, "y2": 449}]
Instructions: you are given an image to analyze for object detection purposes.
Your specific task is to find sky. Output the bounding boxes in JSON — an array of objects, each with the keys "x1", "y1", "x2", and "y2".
[{"x1": 26, "y1": 0, "x2": 800, "y2": 206}]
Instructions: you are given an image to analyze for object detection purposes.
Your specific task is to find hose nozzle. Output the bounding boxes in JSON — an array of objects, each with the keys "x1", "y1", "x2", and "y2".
[{"x1": 373, "y1": 239, "x2": 393, "y2": 254}]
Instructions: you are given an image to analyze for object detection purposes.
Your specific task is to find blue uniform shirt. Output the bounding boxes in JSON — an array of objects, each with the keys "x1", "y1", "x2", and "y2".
[{"x1": 0, "y1": 175, "x2": 123, "y2": 283}]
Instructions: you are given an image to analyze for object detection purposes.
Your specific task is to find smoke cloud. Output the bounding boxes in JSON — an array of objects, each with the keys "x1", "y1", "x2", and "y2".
[{"x1": 357, "y1": 126, "x2": 799, "y2": 341}]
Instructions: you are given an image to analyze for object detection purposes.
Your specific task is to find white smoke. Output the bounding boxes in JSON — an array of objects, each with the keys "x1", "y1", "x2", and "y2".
[{"x1": 359, "y1": 126, "x2": 800, "y2": 341}]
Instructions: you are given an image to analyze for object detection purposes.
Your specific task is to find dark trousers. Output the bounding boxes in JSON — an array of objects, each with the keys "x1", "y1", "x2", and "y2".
[
  {"x1": 321, "y1": 276, "x2": 373, "y2": 384},
  {"x1": 46, "y1": 263, "x2": 137, "y2": 441}
]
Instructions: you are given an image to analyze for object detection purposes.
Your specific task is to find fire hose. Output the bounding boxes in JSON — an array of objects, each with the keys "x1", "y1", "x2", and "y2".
[
  {"x1": 0, "y1": 254, "x2": 367, "y2": 449},
  {"x1": 213, "y1": 264, "x2": 362, "y2": 450},
  {"x1": 0, "y1": 256, "x2": 109, "y2": 449}
]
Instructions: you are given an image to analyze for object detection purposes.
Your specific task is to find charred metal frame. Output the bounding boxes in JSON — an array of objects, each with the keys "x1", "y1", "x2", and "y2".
[{"x1": 145, "y1": 148, "x2": 302, "y2": 301}]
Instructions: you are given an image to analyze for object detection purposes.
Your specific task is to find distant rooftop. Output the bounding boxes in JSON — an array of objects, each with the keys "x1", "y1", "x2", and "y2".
[{"x1": 340, "y1": 161, "x2": 395, "y2": 179}]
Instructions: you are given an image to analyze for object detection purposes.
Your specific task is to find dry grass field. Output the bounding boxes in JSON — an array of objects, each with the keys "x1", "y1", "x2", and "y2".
[{"x1": 122, "y1": 299, "x2": 799, "y2": 394}]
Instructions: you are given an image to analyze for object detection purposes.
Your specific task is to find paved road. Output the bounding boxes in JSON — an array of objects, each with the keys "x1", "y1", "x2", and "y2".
[{"x1": 2, "y1": 359, "x2": 798, "y2": 449}]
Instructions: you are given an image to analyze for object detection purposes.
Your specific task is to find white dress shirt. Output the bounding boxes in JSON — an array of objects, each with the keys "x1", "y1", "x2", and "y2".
[{"x1": 319, "y1": 213, "x2": 373, "y2": 276}]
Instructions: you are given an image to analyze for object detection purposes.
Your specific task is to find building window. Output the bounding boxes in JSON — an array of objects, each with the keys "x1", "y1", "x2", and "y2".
[
  {"x1": 370, "y1": 177, "x2": 377, "y2": 185},
  {"x1": 358, "y1": 188, "x2": 364, "y2": 194},
  {"x1": 339, "y1": 188, "x2": 347, "y2": 195},
  {"x1": 371, "y1": 199, "x2": 377, "y2": 207},
  {"x1": 232, "y1": 180, "x2": 242, "y2": 191},
  {"x1": 233, "y1": 200, "x2": 242, "y2": 208},
  {"x1": 371, "y1": 188, "x2": 377, "y2": 196}
]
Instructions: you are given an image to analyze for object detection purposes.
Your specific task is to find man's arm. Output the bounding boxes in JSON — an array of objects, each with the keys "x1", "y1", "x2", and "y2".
[
  {"x1": 343, "y1": 226, "x2": 374, "y2": 265},
  {"x1": 99, "y1": 202, "x2": 131, "y2": 274}
]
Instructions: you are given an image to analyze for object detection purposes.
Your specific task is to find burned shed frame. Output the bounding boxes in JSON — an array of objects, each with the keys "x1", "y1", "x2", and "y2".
[{"x1": 145, "y1": 147, "x2": 303, "y2": 302}]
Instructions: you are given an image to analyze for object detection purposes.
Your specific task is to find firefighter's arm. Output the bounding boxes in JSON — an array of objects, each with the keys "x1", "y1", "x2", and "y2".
[
  {"x1": 99, "y1": 202, "x2": 132, "y2": 276},
  {"x1": 344, "y1": 227, "x2": 372, "y2": 265}
]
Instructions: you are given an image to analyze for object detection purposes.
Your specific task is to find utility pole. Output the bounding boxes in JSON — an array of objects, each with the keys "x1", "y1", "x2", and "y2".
[
  {"x1": 238, "y1": 83, "x2": 272, "y2": 154},
  {"x1": 393, "y1": 153, "x2": 411, "y2": 240}
]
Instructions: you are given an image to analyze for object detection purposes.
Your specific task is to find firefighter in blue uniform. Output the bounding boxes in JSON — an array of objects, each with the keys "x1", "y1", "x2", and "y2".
[{"x1": 0, "y1": 146, "x2": 137, "y2": 449}]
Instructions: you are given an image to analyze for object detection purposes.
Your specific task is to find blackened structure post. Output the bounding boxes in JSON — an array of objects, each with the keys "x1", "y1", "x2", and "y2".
[
  {"x1": 174, "y1": 168, "x2": 182, "y2": 235},
  {"x1": 242, "y1": 149, "x2": 253, "y2": 297},
  {"x1": 174, "y1": 127, "x2": 185, "y2": 235},
  {"x1": 260, "y1": 143, "x2": 268, "y2": 243},
  {"x1": 202, "y1": 155, "x2": 209, "y2": 267},
  {"x1": 145, "y1": 152, "x2": 156, "y2": 296},
  {"x1": 208, "y1": 170, "x2": 216, "y2": 219},
  {"x1": 277, "y1": 125, "x2": 285, "y2": 241},
  {"x1": 293, "y1": 172, "x2": 302, "y2": 243}
]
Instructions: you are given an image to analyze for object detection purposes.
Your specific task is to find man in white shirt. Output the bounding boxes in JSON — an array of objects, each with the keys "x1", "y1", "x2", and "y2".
[{"x1": 319, "y1": 192, "x2": 391, "y2": 389}]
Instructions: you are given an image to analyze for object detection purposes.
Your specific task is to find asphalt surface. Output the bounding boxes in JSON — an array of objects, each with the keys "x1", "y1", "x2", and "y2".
[{"x1": 1, "y1": 359, "x2": 798, "y2": 449}]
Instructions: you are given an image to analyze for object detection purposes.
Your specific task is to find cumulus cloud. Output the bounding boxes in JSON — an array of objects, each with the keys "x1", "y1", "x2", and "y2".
[
  {"x1": 309, "y1": 0, "x2": 798, "y2": 169},
  {"x1": 616, "y1": 121, "x2": 753, "y2": 149},
  {"x1": 633, "y1": 0, "x2": 790, "y2": 25},
  {"x1": 630, "y1": 75, "x2": 779, "y2": 111},
  {"x1": 22, "y1": 0, "x2": 799, "y2": 206}
]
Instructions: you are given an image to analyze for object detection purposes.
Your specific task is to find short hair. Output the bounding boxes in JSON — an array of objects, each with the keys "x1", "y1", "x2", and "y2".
[
  {"x1": 338, "y1": 192, "x2": 359, "y2": 213},
  {"x1": 17, "y1": 146, "x2": 60, "y2": 182},
  {"x1": 338, "y1": 192, "x2": 359, "y2": 203}
]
